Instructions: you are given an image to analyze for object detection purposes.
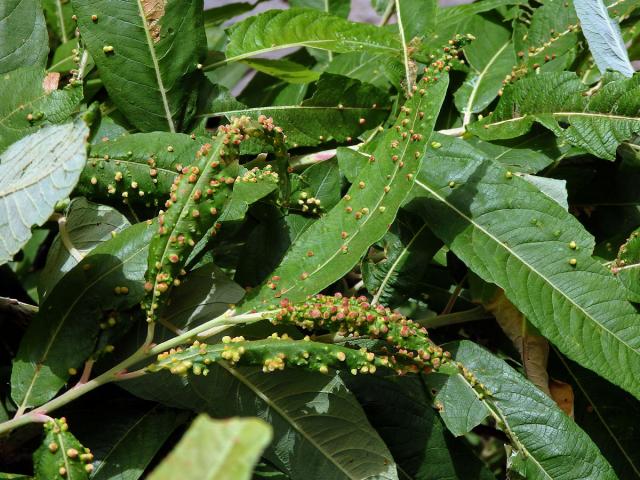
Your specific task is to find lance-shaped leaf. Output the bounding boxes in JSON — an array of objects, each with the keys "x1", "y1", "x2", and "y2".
[
  {"x1": 33, "y1": 418, "x2": 93, "y2": 480},
  {"x1": 409, "y1": 134, "x2": 640, "y2": 399},
  {"x1": 125, "y1": 366, "x2": 399, "y2": 480},
  {"x1": 11, "y1": 221, "x2": 155, "y2": 410},
  {"x1": 454, "y1": 14, "x2": 515, "y2": 124},
  {"x1": 42, "y1": 0, "x2": 75, "y2": 43},
  {"x1": 143, "y1": 118, "x2": 284, "y2": 322},
  {"x1": 241, "y1": 74, "x2": 449, "y2": 311},
  {"x1": 0, "y1": 0, "x2": 48, "y2": 73},
  {"x1": 574, "y1": 0, "x2": 634, "y2": 77},
  {"x1": 0, "y1": 66, "x2": 83, "y2": 152},
  {"x1": 0, "y1": 120, "x2": 88, "y2": 266},
  {"x1": 221, "y1": 8, "x2": 401, "y2": 65},
  {"x1": 38, "y1": 198, "x2": 131, "y2": 299},
  {"x1": 468, "y1": 71, "x2": 640, "y2": 160},
  {"x1": 148, "y1": 415, "x2": 271, "y2": 480},
  {"x1": 435, "y1": 341, "x2": 617, "y2": 479},
  {"x1": 75, "y1": 132, "x2": 206, "y2": 216},
  {"x1": 201, "y1": 74, "x2": 390, "y2": 148},
  {"x1": 71, "y1": 0, "x2": 206, "y2": 132},
  {"x1": 289, "y1": 0, "x2": 350, "y2": 18}
]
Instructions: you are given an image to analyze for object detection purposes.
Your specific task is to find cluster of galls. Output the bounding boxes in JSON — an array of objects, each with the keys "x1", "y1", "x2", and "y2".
[
  {"x1": 267, "y1": 293, "x2": 456, "y2": 375},
  {"x1": 296, "y1": 191, "x2": 323, "y2": 215},
  {"x1": 418, "y1": 34, "x2": 475, "y2": 87},
  {"x1": 42, "y1": 418, "x2": 94, "y2": 477},
  {"x1": 149, "y1": 335, "x2": 386, "y2": 378}
]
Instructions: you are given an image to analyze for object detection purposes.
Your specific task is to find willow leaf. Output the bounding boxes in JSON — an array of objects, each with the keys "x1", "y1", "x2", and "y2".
[
  {"x1": 241, "y1": 75, "x2": 448, "y2": 311},
  {"x1": 438, "y1": 341, "x2": 617, "y2": 479},
  {"x1": 76, "y1": 132, "x2": 206, "y2": 217},
  {"x1": 148, "y1": 415, "x2": 271, "y2": 480},
  {"x1": 468, "y1": 72, "x2": 640, "y2": 160},
  {"x1": 574, "y1": 0, "x2": 634, "y2": 77},
  {"x1": 126, "y1": 366, "x2": 398, "y2": 480},
  {"x1": 222, "y1": 8, "x2": 401, "y2": 65},
  {"x1": 410, "y1": 134, "x2": 640, "y2": 399},
  {"x1": 289, "y1": 0, "x2": 351, "y2": 18},
  {"x1": 71, "y1": 0, "x2": 206, "y2": 132},
  {"x1": 33, "y1": 418, "x2": 92, "y2": 480},
  {"x1": 202, "y1": 74, "x2": 390, "y2": 148},
  {"x1": 0, "y1": 0, "x2": 48, "y2": 73},
  {"x1": 11, "y1": 221, "x2": 155, "y2": 410},
  {"x1": 0, "y1": 120, "x2": 88, "y2": 266}
]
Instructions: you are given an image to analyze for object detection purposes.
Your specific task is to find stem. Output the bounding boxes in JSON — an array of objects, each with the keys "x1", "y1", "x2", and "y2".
[{"x1": 0, "y1": 310, "x2": 269, "y2": 436}]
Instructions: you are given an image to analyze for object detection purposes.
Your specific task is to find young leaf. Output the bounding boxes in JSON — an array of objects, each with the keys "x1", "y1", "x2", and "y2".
[
  {"x1": 241, "y1": 69, "x2": 450, "y2": 311},
  {"x1": 221, "y1": 8, "x2": 401, "y2": 65},
  {"x1": 33, "y1": 418, "x2": 94, "y2": 480},
  {"x1": 147, "y1": 415, "x2": 272, "y2": 480},
  {"x1": 573, "y1": 0, "x2": 634, "y2": 77},
  {"x1": 438, "y1": 340, "x2": 617, "y2": 479},
  {"x1": 410, "y1": 134, "x2": 640, "y2": 400},
  {"x1": 0, "y1": 0, "x2": 48, "y2": 73},
  {"x1": 0, "y1": 120, "x2": 88, "y2": 266},
  {"x1": 71, "y1": 0, "x2": 206, "y2": 132},
  {"x1": 76, "y1": 132, "x2": 206, "y2": 216},
  {"x1": 11, "y1": 221, "x2": 155, "y2": 410},
  {"x1": 126, "y1": 367, "x2": 399, "y2": 480},
  {"x1": 39, "y1": 198, "x2": 131, "y2": 299},
  {"x1": 468, "y1": 72, "x2": 640, "y2": 160},
  {"x1": 201, "y1": 74, "x2": 390, "y2": 148},
  {"x1": 242, "y1": 58, "x2": 321, "y2": 84},
  {"x1": 0, "y1": 67, "x2": 83, "y2": 152}
]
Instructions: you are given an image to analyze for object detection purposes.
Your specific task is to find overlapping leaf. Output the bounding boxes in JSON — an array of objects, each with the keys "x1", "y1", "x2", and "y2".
[
  {"x1": 410, "y1": 134, "x2": 640, "y2": 399},
  {"x1": 435, "y1": 341, "x2": 617, "y2": 479},
  {"x1": 71, "y1": 0, "x2": 206, "y2": 132},
  {"x1": 0, "y1": 120, "x2": 88, "y2": 266},
  {"x1": 468, "y1": 72, "x2": 640, "y2": 159}
]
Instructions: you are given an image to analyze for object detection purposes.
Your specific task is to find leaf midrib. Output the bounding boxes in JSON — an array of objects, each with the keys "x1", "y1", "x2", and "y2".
[
  {"x1": 134, "y1": 0, "x2": 175, "y2": 132},
  {"x1": 198, "y1": 104, "x2": 390, "y2": 119},
  {"x1": 478, "y1": 110, "x2": 640, "y2": 129},
  {"x1": 414, "y1": 178, "x2": 640, "y2": 360}
]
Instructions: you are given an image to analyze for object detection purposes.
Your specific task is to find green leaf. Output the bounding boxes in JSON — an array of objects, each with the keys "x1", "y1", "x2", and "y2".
[
  {"x1": 11, "y1": 221, "x2": 155, "y2": 410},
  {"x1": 126, "y1": 367, "x2": 398, "y2": 480},
  {"x1": 75, "y1": 132, "x2": 206, "y2": 217},
  {"x1": 325, "y1": 52, "x2": 403, "y2": 90},
  {"x1": 0, "y1": 120, "x2": 88, "y2": 266},
  {"x1": 612, "y1": 227, "x2": 640, "y2": 301},
  {"x1": 33, "y1": 418, "x2": 93, "y2": 480},
  {"x1": 201, "y1": 73, "x2": 390, "y2": 148},
  {"x1": 204, "y1": 2, "x2": 261, "y2": 27},
  {"x1": 242, "y1": 59, "x2": 321, "y2": 84},
  {"x1": 148, "y1": 414, "x2": 272, "y2": 480},
  {"x1": 439, "y1": 340, "x2": 617, "y2": 479},
  {"x1": 551, "y1": 351, "x2": 640, "y2": 479},
  {"x1": 85, "y1": 404, "x2": 188, "y2": 480},
  {"x1": 241, "y1": 74, "x2": 449, "y2": 311},
  {"x1": 142, "y1": 120, "x2": 283, "y2": 322},
  {"x1": 362, "y1": 212, "x2": 441, "y2": 306},
  {"x1": 468, "y1": 72, "x2": 640, "y2": 160},
  {"x1": 71, "y1": 0, "x2": 206, "y2": 132},
  {"x1": 39, "y1": 198, "x2": 131, "y2": 299},
  {"x1": 574, "y1": 0, "x2": 634, "y2": 76},
  {"x1": 410, "y1": 134, "x2": 640, "y2": 400},
  {"x1": 348, "y1": 376, "x2": 496, "y2": 480},
  {"x1": 289, "y1": 0, "x2": 351, "y2": 18},
  {"x1": 0, "y1": 0, "x2": 48, "y2": 73},
  {"x1": 0, "y1": 67, "x2": 83, "y2": 152},
  {"x1": 219, "y1": 166, "x2": 279, "y2": 222},
  {"x1": 222, "y1": 8, "x2": 401, "y2": 65},
  {"x1": 454, "y1": 14, "x2": 515, "y2": 124}
]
